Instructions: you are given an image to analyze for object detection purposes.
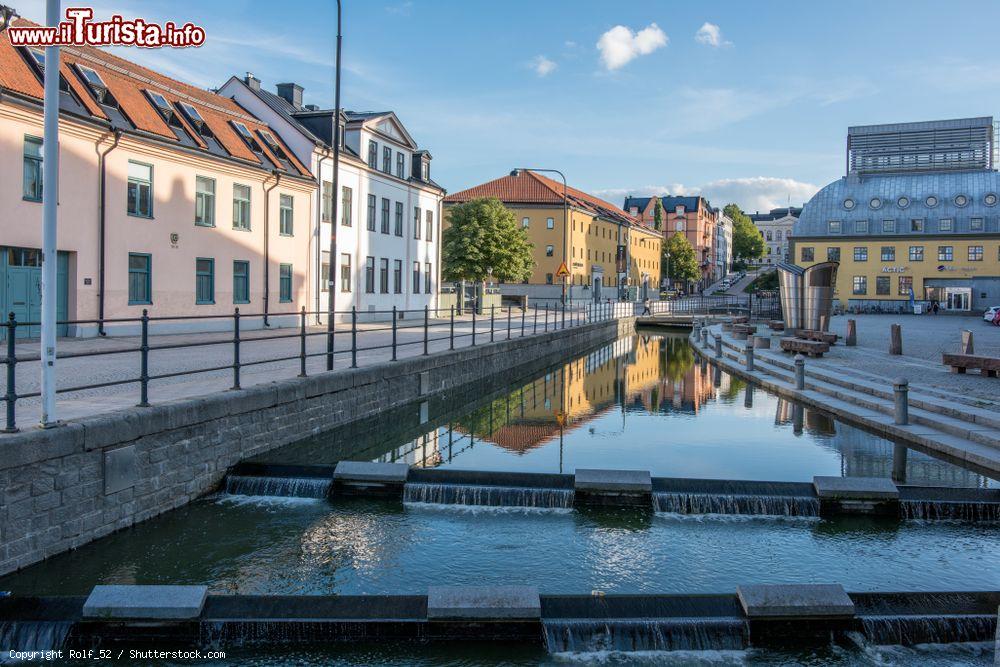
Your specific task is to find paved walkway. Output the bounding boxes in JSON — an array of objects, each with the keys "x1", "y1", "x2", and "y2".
[{"x1": 3, "y1": 307, "x2": 600, "y2": 431}]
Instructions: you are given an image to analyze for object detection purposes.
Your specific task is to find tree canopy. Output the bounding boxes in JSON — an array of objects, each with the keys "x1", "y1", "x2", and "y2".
[
  {"x1": 442, "y1": 197, "x2": 534, "y2": 283},
  {"x1": 727, "y1": 204, "x2": 765, "y2": 263},
  {"x1": 662, "y1": 232, "x2": 700, "y2": 284},
  {"x1": 653, "y1": 198, "x2": 663, "y2": 231}
]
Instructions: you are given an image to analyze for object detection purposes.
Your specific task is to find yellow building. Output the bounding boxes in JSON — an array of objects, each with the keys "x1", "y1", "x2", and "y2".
[
  {"x1": 444, "y1": 170, "x2": 661, "y2": 304},
  {"x1": 792, "y1": 117, "x2": 1000, "y2": 312}
]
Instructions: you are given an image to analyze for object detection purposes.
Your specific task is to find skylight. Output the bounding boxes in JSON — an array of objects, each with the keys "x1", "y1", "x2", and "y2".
[
  {"x1": 28, "y1": 48, "x2": 45, "y2": 69},
  {"x1": 232, "y1": 122, "x2": 254, "y2": 140},
  {"x1": 147, "y1": 90, "x2": 171, "y2": 113},
  {"x1": 77, "y1": 65, "x2": 106, "y2": 89},
  {"x1": 177, "y1": 101, "x2": 204, "y2": 124},
  {"x1": 258, "y1": 130, "x2": 286, "y2": 157}
]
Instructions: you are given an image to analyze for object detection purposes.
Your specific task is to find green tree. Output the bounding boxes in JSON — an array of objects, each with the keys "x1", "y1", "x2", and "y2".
[
  {"x1": 727, "y1": 203, "x2": 765, "y2": 264},
  {"x1": 653, "y1": 198, "x2": 663, "y2": 231},
  {"x1": 723, "y1": 203, "x2": 751, "y2": 228},
  {"x1": 442, "y1": 197, "x2": 534, "y2": 283},
  {"x1": 663, "y1": 233, "x2": 700, "y2": 286}
]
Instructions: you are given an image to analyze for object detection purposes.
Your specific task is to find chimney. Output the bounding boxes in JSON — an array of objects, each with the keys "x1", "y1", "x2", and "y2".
[
  {"x1": 245, "y1": 72, "x2": 260, "y2": 91},
  {"x1": 276, "y1": 82, "x2": 304, "y2": 109}
]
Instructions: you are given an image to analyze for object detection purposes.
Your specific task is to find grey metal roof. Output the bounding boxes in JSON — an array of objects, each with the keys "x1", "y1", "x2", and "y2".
[{"x1": 750, "y1": 207, "x2": 802, "y2": 222}]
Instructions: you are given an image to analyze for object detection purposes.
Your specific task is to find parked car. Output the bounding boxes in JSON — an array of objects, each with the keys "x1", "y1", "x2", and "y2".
[{"x1": 984, "y1": 306, "x2": 1000, "y2": 324}]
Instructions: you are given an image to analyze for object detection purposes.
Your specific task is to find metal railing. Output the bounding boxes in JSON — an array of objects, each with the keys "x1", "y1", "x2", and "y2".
[{"x1": 2, "y1": 301, "x2": 630, "y2": 433}]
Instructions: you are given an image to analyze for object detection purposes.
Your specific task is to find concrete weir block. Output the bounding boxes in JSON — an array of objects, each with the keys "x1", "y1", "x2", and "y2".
[
  {"x1": 427, "y1": 585, "x2": 540, "y2": 620},
  {"x1": 333, "y1": 461, "x2": 409, "y2": 496},
  {"x1": 574, "y1": 468, "x2": 652, "y2": 507},
  {"x1": 813, "y1": 476, "x2": 898, "y2": 500},
  {"x1": 83, "y1": 585, "x2": 207, "y2": 620},
  {"x1": 737, "y1": 584, "x2": 855, "y2": 618}
]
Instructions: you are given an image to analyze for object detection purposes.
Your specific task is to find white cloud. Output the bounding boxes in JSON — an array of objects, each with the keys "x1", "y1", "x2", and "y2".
[
  {"x1": 385, "y1": 2, "x2": 414, "y2": 16},
  {"x1": 596, "y1": 23, "x2": 667, "y2": 70},
  {"x1": 531, "y1": 55, "x2": 557, "y2": 77},
  {"x1": 695, "y1": 22, "x2": 730, "y2": 48},
  {"x1": 594, "y1": 177, "x2": 819, "y2": 214}
]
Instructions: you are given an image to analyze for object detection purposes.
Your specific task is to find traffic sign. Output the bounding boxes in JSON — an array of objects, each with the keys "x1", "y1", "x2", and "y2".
[{"x1": 555, "y1": 261, "x2": 570, "y2": 278}]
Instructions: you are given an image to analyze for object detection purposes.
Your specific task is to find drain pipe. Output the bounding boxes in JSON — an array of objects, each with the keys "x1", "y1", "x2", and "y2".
[
  {"x1": 263, "y1": 171, "x2": 281, "y2": 328},
  {"x1": 96, "y1": 129, "x2": 122, "y2": 336}
]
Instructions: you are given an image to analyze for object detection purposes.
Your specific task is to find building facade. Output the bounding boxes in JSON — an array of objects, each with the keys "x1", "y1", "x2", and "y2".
[
  {"x1": 445, "y1": 171, "x2": 661, "y2": 305},
  {"x1": 792, "y1": 117, "x2": 1000, "y2": 312},
  {"x1": 715, "y1": 210, "x2": 733, "y2": 281},
  {"x1": 0, "y1": 21, "x2": 314, "y2": 337},
  {"x1": 749, "y1": 207, "x2": 801, "y2": 266},
  {"x1": 624, "y1": 195, "x2": 717, "y2": 290},
  {"x1": 218, "y1": 75, "x2": 445, "y2": 322}
]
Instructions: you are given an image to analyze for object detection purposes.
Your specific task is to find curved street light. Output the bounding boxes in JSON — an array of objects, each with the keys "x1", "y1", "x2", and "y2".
[
  {"x1": 325, "y1": 0, "x2": 343, "y2": 371},
  {"x1": 0, "y1": 5, "x2": 17, "y2": 33}
]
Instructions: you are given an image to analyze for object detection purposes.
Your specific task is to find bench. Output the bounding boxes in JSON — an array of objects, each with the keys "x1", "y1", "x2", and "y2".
[
  {"x1": 732, "y1": 316, "x2": 749, "y2": 324},
  {"x1": 780, "y1": 337, "x2": 830, "y2": 357},
  {"x1": 942, "y1": 353, "x2": 1000, "y2": 377},
  {"x1": 793, "y1": 329, "x2": 838, "y2": 345},
  {"x1": 768, "y1": 320, "x2": 785, "y2": 331},
  {"x1": 732, "y1": 323, "x2": 758, "y2": 340}
]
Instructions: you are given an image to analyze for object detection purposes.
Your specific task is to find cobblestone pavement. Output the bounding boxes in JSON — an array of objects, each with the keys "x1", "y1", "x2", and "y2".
[
  {"x1": 819, "y1": 313, "x2": 1000, "y2": 403},
  {"x1": 2, "y1": 307, "x2": 594, "y2": 430}
]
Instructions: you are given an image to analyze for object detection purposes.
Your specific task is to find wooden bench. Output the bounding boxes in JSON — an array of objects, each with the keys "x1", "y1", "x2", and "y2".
[
  {"x1": 768, "y1": 320, "x2": 785, "y2": 331},
  {"x1": 733, "y1": 324, "x2": 757, "y2": 334},
  {"x1": 942, "y1": 353, "x2": 1000, "y2": 377},
  {"x1": 780, "y1": 337, "x2": 830, "y2": 357},
  {"x1": 793, "y1": 329, "x2": 838, "y2": 345},
  {"x1": 732, "y1": 316, "x2": 749, "y2": 324}
]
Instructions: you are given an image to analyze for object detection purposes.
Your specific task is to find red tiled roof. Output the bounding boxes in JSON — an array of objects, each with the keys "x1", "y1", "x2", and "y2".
[
  {"x1": 0, "y1": 18, "x2": 310, "y2": 178},
  {"x1": 446, "y1": 170, "x2": 651, "y2": 229}
]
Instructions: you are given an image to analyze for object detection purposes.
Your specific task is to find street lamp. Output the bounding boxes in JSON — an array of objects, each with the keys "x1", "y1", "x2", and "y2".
[
  {"x1": 0, "y1": 5, "x2": 16, "y2": 32},
  {"x1": 510, "y1": 168, "x2": 568, "y2": 305},
  {"x1": 325, "y1": 0, "x2": 343, "y2": 371}
]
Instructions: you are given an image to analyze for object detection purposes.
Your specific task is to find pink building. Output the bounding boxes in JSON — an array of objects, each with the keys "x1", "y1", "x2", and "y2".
[{"x1": 0, "y1": 19, "x2": 316, "y2": 336}]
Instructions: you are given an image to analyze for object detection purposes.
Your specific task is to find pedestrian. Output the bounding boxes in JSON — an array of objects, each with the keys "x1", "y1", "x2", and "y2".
[
  {"x1": 641, "y1": 298, "x2": 651, "y2": 316},
  {"x1": 932, "y1": 300, "x2": 939, "y2": 315}
]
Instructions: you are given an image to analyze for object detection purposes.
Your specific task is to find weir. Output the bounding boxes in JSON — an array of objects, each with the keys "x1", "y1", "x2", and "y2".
[
  {"x1": 223, "y1": 475, "x2": 332, "y2": 499},
  {"x1": 541, "y1": 617, "x2": 748, "y2": 652},
  {"x1": 402, "y1": 483, "x2": 574, "y2": 509},
  {"x1": 653, "y1": 492, "x2": 819, "y2": 517},
  {"x1": 0, "y1": 621, "x2": 72, "y2": 654}
]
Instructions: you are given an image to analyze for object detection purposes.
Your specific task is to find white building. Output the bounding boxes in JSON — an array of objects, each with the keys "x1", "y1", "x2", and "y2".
[
  {"x1": 748, "y1": 206, "x2": 801, "y2": 266},
  {"x1": 714, "y1": 210, "x2": 733, "y2": 280},
  {"x1": 218, "y1": 75, "x2": 445, "y2": 321}
]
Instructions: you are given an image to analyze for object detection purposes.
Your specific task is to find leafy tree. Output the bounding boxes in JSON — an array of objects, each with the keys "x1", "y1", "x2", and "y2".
[
  {"x1": 663, "y1": 232, "x2": 700, "y2": 285},
  {"x1": 442, "y1": 197, "x2": 534, "y2": 283},
  {"x1": 728, "y1": 203, "x2": 765, "y2": 264},
  {"x1": 723, "y1": 203, "x2": 751, "y2": 228},
  {"x1": 653, "y1": 198, "x2": 663, "y2": 231}
]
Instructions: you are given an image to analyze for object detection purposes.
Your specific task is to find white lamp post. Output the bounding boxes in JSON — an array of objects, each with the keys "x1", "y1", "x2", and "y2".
[{"x1": 41, "y1": 0, "x2": 61, "y2": 427}]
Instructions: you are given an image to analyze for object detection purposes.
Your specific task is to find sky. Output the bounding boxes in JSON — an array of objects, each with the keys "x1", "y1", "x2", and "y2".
[{"x1": 15, "y1": 0, "x2": 1000, "y2": 213}]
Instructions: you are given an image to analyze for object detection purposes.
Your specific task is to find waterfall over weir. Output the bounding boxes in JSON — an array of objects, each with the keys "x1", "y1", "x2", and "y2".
[
  {"x1": 859, "y1": 614, "x2": 997, "y2": 645},
  {"x1": 653, "y1": 492, "x2": 820, "y2": 517},
  {"x1": 542, "y1": 617, "x2": 748, "y2": 653},
  {"x1": 224, "y1": 475, "x2": 332, "y2": 499},
  {"x1": 403, "y1": 483, "x2": 574, "y2": 509},
  {"x1": 0, "y1": 621, "x2": 72, "y2": 656},
  {"x1": 900, "y1": 500, "x2": 1000, "y2": 521}
]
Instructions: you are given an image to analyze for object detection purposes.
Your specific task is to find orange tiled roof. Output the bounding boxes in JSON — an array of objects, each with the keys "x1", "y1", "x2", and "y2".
[
  {"x1": 446, "y1": 170, "x2": 651, "y2": 229},
  {"x1": 0, "y1": 18, "x2": 310, "y2": 178}
]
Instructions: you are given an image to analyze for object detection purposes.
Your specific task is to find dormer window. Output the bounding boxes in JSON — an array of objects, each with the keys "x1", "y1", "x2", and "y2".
[
  {"x1": 147, "y1": 90, "x2": 172, "y2": 116},
  {"x1": 76, "y1": 65, "x2": 112, "y2": 103},
  {"x1": 231, "y1": 122, "x2": 262, "y2": 152},
  {"x1": 28, "y1": 48, "x2": 45, "y2": 69},
  {"x1": 258, "y1": 129, "x2": 293, "y2": 171},
  {"x1": 396, "y1": 152, "x2": 405, "y2": 178},
  {"x1": 178, "y1": 101, "x2": 207, "y2": 130}
]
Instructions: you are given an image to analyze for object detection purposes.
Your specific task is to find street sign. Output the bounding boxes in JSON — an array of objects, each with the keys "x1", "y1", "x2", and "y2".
[{"x1": 555, "y1": 261, "x2": 570, "y2": 278}]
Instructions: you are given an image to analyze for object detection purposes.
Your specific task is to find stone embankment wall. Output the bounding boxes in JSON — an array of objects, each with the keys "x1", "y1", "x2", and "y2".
[{"x1": 0, "y1": 317, "x2": 634, "y2": 576}]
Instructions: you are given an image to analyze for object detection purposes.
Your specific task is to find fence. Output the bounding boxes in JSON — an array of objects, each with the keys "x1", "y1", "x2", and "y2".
[
  {"x1": 643, "y1": 293, "x2": 782, "y2": 320},
  {"x1": 2, "y1": 301, "x2": 629, "y2": 433}
]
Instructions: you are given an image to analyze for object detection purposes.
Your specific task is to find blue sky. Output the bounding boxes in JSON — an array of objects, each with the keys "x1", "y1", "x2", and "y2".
[{"x1": 16, "y1": 0, "x2": 1000, "y2": 212}]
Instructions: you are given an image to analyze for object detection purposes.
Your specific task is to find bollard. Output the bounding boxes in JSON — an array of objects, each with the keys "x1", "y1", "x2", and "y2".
[
  {"x1": 893, "y1": 378, "x2": 909, "y2": 425},
  {"x1": 138, "y1": 309, "x2": 150, "y2": 407},
  {"x1": 892, "y1": 443, "x2": 908, "y2": 483},
  {"x1": 961, "y1": 329, "x2": 974, "y2": 354},
  {"x1": 846, "y1": 318, "x2": 857, "y2": 347},
  {"x1": 819, "y1": 314, "x2": 829, "y2": 332},
  {"x1": 423, "y1": 306, "x2": 429, "y2": 356},
  {"x1": 4, "y1": 313, "x2": 17, "y2": 432},
  {"x1": 449, "y1": 306, "x2": 455, "y2": 350},
  {"x1": 298, "y1": 306, "x2": 307, "y2": 377},
  {"x1": 794, "y1": 354, "x2": 805, "y2": 390},
  {"x1": 702, "y1": 328, "x2": 709, "y2": 350},
  {"x1": 350, "y1": 307, "x2": 358, "y2": 368},
  {"x1": 745, "y1": 339, "x2": 755, "y2": 371},
  {"x1": 714, "y1": 334, "x2": 722, "y2": 358},
  {"x1": 392, "y1": 306, "x2": 399, "y2": 360},
  {"x1": 232, "y1": 308, "x2": 241, "y2": 390},
  {"x1": 889, "y1": 323, "x2": 902, "y2": 355}
]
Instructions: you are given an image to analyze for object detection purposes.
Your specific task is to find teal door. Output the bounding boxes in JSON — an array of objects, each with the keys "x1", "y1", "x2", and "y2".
[{"x1": 1, "y1": 247, "x2": 69, "y2": 340}]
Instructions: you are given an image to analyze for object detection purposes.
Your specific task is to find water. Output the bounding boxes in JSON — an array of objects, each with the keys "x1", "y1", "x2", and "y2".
[
  {"x1": 542, "y1": 617, "x2": 749, "y2": 652},
  {"x1": 224, "y1": 475, "x2": 331, "y2": 499},
  {"x1": 859, "y1": 614, "x2": 997, "y2": 645},
  {"x1": 403, "y1": 482, "x2": 574, "y2": 509},
  {"x1": 653, "y1": 493, "x2": 820, "y2": 517},
  {"x1": 0, "y1": 622, "x2": 72, "y2": 663},
  {"x1": 900, "y1": 500, "x2": 1000, "y2": 521}
]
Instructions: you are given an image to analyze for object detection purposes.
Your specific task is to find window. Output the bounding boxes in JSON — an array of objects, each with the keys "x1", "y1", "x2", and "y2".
[
  {"x1": 801, "y1": 247, "x2": 814, "y2": 262},
  {"x1": 969, "y1": 245, "x2": 984, "y2": 261},
  {"x1": 412, "y1": 261, "x2": 421, "y2": 293},
  {"x1": 341, "y1": 186, "x2": 352, "y2": 226},
  {"x1": 766, "y1": 230, "x2": 773, "y2": 241},
  {"x1": 340, "y1": 254, "x2": 352, "y2": 292},
  {"x1": 522, "y1": 217, "x2": 529, "y2": 228},
  {"x1": 367, "y1": 194, "x2": 376, "y2": 231},
  {"x1": 128, "y1": 253, "x2": 151, "y2": 304},
  {"x1": 395, "y1": 202, "x2": 404, "y2": 236},
  {"x1": 546, "y1": 218, "x2": 554, "y2": 230},
  {"x1": 381, "y1": 198, "x2": 390, "y2": 234},
  {"x1": 396, "y1": 152, "x2": 405, "y2": 178},
  {"x1": 545, "y1": 245, "x2": 554, "y2": 257},
  {"x1": 545, "y1": 273, "x2": 554, "y2": 285},
  {"x1": 321, "y1": 181, "x2": 333, "y2": 222},
  {"x1": 379, "y1": 258, "x2": 389, "y2": 293},
  {"x1": 279, "y1": 264, "x2": 292, "y2": 303},
  {"x1": 426, "y1": 210, "x2": 433, "y2": 241},
  {"x1": 279, "y1": 194, "x2": 294, "y2": 235},
  {"x1": 970, "y1": 218, "x2": 984, "y2": 232},
  {"x1": 365, "y1": 256, "x2": 375, "y2": 293},
  {"x1": 321, "y1": 252, "x2": 330, "y2": 292},
  {"x1": 852, "y1": 276, "x2": 867, "y2": 295},
  {"x1": 898, "y1": 276, "x2": 912, "y2": 296},
  {"x1": 827, "y1": 247, "x2": 841, "y2": 262},
  {"x1": 776, "y1": 230, "x2": 783, "y2": 241},
  {"x1": 855, "y1": 219, "x2": 869, "y2": 234},
  {"x1": 938, "y1": 246, "x2": 953, "y2": 261},
  {"x1": 23, "y1": 136, "x2": 42, "y2": 201},
  {"x1": 127, "y1": 161, "x2": 153, "y2": 217},
  {"x1": 909, "y1": 246, "x2": 924, "y2": 262},
  {"x1": 424, "y1": 262, "x2": 432, "y2": 294},
  {"x1": 910, "y1": 219, "x2": 924, "y2": 232},
  {"x1": 876, "y1": 276, "x2": 890, "y2": 295},
  {"x1": 853, "y1": 247, "x2": 868, "y2": 262},
  {"x1": 195, "y1": 176, "x2": 215, "y2": 226},
  {"x1": 882, "y1": 219, "x2": 896, "y2": 233},
  {"x1": 393, "y1": 259, "x2": 402, "y2": 293},
  {"x1": 368, "y1": 140, "x2": 377, "y2": 168},
  {"x1": 195, "y1": 258, "x2": 214, "y2": 304},
  {"x1": 414, "y1": 207, "x2": 422, "y2": 239},
  {"x1": 939, "y1": 218, "x2": 953, "y2": 232},
  {"x1": 382, "y1": 146, "x2": 391, "y2": 173},
  {"x1": 880, "y1": 246, "x2": 895, "y2": 262},
  {"x1": 233, "y1": 260, "x2": 250, "y2": 303},
  {"x1": 232, "y1": 184, "x2": 251, "y2": 230}
]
